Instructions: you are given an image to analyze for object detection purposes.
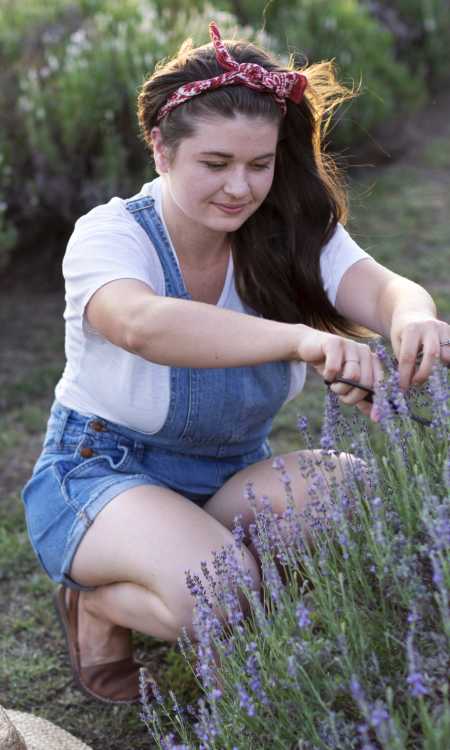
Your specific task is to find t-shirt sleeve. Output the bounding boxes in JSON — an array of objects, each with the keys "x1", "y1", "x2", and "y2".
[
  {"x1": 320, "y1": 223, "x2": 372, "y2": 306},
  {"x1": 62, "y1": 199, "x2": 164, "y2": 333}
]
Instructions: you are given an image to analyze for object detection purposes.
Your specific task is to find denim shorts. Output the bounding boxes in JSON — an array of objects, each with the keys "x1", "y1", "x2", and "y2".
[{"x1": 22, "y1": 400, "x2": 271, "y2": 591}]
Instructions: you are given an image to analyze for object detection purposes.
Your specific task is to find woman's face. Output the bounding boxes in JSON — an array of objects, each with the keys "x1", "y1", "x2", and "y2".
[{"x1": 152, "y1": 113, "x2": 279, "y2": 234}]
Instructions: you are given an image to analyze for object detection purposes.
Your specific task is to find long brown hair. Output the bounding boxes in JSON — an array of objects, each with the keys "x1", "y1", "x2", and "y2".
[{"x1": 138, "y1": 35, "x2": 365, "y2": 336}]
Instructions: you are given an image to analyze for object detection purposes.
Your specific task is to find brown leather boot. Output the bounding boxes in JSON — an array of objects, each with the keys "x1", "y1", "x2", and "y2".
[{"x1": 53, "y1": 584, "x2": 144, "y2": 704}]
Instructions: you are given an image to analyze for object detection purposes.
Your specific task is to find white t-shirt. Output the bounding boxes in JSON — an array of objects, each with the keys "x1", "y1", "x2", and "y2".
[{"x1": 55, "y1": 177, "x2": 371, "y2": 433}]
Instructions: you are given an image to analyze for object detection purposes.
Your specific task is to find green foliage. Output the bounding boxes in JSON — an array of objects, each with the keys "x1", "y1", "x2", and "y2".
[
  {"x1": 0, "y1": 0, "x2": 246, "y2": 269},
  {"x1": 0, "y1": 0, "x2": 448, "y2": 274},
  {"x1": 225, "y1": 0, "x2": 450, "y2": 91},
  {"x1": 0, "y1": 132, "x2": 18, "y2": 271},
  {"x1": 221, "y1": 0, "x2": 422, "y2": 147},
  {"x1": 364, "y1": 0, "x2": 450, "y2": 88}
]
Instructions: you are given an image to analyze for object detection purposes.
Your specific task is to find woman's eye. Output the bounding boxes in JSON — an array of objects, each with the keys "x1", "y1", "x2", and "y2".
[{"x1": 201, "y1": 162, "x2": 271, "y2": 171}]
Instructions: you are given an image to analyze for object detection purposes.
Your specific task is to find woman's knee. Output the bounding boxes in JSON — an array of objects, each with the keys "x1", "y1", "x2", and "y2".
[{"x1": 70, "y1": 483, "x2": 262, "y2": 640}]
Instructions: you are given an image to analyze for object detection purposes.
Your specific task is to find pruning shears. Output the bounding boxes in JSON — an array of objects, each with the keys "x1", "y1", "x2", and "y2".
[{"x1": 323, "y1": 377, "x2": 433, "y2": 427}]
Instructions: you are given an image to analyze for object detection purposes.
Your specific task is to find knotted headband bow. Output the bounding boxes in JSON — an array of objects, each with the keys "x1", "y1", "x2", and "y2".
[{"x1": 156, "y1": 21, "x2": 308, "y2": 122}]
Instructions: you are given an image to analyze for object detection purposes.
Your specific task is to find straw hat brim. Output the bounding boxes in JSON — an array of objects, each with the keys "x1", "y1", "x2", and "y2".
[{"x1": 4, "y1": 710, "x2": 92, "y2": 750}]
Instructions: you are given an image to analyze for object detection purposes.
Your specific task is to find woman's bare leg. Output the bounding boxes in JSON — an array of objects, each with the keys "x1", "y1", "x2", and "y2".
[
  {"x1": 203, "y1": 449, "x2": 365, "y2": 548},
  {"x1": 68, "y1": 485, "x2": 261, "y2": 666}
]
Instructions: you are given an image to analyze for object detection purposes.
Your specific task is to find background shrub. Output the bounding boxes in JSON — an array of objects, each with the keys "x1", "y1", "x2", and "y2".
[
  {"x1": 221, "y1": 0, "x2": 421, "y2": 147},
  {"x1": 363, "y1": 0, "x2": 450, "y2": 90},
  {"x1": 0, "y1": 0, "x2": 245, "y2": 276},
  {"x1": 0, "y1": 0, "x2": 447, "y2": 278}
]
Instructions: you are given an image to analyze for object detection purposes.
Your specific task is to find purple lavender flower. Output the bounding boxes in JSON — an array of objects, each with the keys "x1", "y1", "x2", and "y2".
[
  {"x1": 250, "y1": 494, "x2": 288, "y2": 563},
  {"x1": 231, "y1": 513, "x2": 246, "y2": 549},
  {"x1": 272, "y1": 456, "x2": 295, "y2": 504},
  {"x1": 264, "y1": 559, "x2": 284, "y2": 603},
  {"x1": 272, "y1": 456, "x2": 286, "y2": 471},
  {"x1": 373, "y1": 344, "x2": 412, "y2": 451},
  {"x1": 160, "y1": 734, "x2": 191, "y2": 750},
  {"x1": 139, "y1": 666, "x2": 164, "y2": 706},
  {"x1": 243, "y1": 648, "x2": 270, "y2": 707},
  {"x1": 370, "y1": 705, "x2": 389, "y2": 728},
  {"x1": 427, "y1": 504, "x2": 450, "y2": 551},
  {"x1": 193, "y1": 698, "x2": 220, "y2": 747},
  {"x1": 406, "y1": 619, "x2": 429, "y2": 699},
  {"x1": 243, "y1": 480, "x2": 258, "y2": 513},
  {"x1": 430, "y1": 552, "x2": 444, "y2": 587},
  {"x1": 168, "y1": 689, "x2": 187, "y2": 722},
  {"x1": 209, "y1": 546, "x2": 247, "y2": 632},
  {"x1": 296, "y1": 602, "x2": 312, "y2": 629},
  {"x1": 407, "y1": 609, "x2": 419, "y2": 625},
  {"x1": 139, "y1": 667, "x2": 161, "y2": 734},
  {"x1": 357, "y1": 723, "x2": 377, "y2": 750},
  {"x1": 297, "y1": 414, "x2": 314, "y2": 450},
  {"x1": 248, "y1": 521, "x2": 265, "y2": 563},
  {"x1": 321, "y1": 388, "x2": 341, "y2": 451},
  {"x1": 297, "y1": 415, "x2": 309, "y2": 433},
  {"x1": 185, "y1": 570, "x2": 212, "y2": 610},
  {"x1": 428, "y1": 362, "x2": 449, "y2": 437},
  {"x1": 237, "y1": 684, "x2": 256, "y2": 717},
  {"x1": 352, "y1": 681, "x2": 394, "y2": 744},
  {"x1": 337, "y1": 530, "x2": 351, "y2": 559},
  {"x1": 406, "y1": 671, "x2": 428, "y2": 698},
  {"x1": 248, "y1": 588, "x2": 270, "y2": 634},
  {"x1": 287, "y1": 654, "x2": 297, "y2": 678},
  {"x1": 370, "y1": 495, "x2": 387, "y2": 547},
  {"x1": 350, "y1": 676, "x2": 366, "y2": 706}
]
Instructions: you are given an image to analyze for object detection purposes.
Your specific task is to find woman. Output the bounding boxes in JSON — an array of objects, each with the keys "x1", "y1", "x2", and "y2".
[{"x1": 22, "y1": 22, "x2": 450, "y2": 705}]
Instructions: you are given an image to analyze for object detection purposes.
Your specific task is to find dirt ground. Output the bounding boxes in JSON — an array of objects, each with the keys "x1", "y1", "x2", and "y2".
[{"x1": 0, "y1": 293, "x2": 65, "y2": 495}]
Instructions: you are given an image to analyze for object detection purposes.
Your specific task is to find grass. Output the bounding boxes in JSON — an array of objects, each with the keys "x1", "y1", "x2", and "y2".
[{"x1": 1, "y1": 114, "x2": 449, "y2": 747}]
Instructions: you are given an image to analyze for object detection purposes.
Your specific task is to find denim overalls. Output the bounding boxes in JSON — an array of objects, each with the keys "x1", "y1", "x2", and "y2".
[{"x1": 22, "y1": 196, "x2": 290, "y2": 590}]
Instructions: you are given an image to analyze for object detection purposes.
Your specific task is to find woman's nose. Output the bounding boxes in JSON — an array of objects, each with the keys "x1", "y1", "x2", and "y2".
[{"x1": 223, "y1": 169, "x2": 250, "y2": 197}]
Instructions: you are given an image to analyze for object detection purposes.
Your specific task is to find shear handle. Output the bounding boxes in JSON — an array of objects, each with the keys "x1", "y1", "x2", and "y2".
[
  {"x1": 323, "y1": 377, "x2": 374, "y2": 403},
  {"x1": 323, "y1": 377, "x2": 432, "y2": 426}
]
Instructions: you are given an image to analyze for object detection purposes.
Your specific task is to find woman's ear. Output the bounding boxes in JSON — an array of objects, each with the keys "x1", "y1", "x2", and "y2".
[{"x1": 150, "y1": 127, "x2": 171, "y2": 174}]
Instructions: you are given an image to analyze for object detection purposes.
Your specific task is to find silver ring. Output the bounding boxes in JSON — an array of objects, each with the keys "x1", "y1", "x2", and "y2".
[
  {"x1": 343, "y1": 359, "x2": 360, "y2": 364},
  {"x1": 440, "y1": 339, "x2": 450, "y2": 347}
]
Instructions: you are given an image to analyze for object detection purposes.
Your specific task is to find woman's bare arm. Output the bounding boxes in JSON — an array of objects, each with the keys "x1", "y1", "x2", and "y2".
[
  {"x1": 86, "y1": 278, "x2": 301, "y2": 367},
  {"x1": 334, "y1": 257, "x2": 449, "y2": 388}
]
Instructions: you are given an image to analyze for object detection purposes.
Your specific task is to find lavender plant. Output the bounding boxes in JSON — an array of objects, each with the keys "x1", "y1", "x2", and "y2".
[{"x1": 140, "y1": 352, "x2": 449, "y2": 749}]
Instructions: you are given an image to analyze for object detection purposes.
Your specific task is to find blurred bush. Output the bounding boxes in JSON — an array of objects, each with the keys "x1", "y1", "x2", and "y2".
[
  {"x1": 0, "y1": 0, "x2": 447, "y2": 278},
  {"x1": 225, "y1": 0, "x2": 450, "y2": 90},
  {"x1": 239, "y1": 0, "x2": 421, "y2": 148},
  {"x1": 363, "y1": 1, "x2": 450, "y2": 90},
  {"x1": 0, "y1": 0, "x2": 244, "y2": 276}
]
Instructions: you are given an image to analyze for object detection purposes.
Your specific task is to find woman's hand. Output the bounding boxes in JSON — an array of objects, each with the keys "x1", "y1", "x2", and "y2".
[
  {"x1": 390, "y1": 313, "x2": 450, "y2": 390},
  {"x1": 295, "y1": 326, "x2": 384, "y2": 420}
]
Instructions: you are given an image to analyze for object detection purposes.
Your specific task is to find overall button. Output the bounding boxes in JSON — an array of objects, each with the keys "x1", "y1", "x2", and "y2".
[
  {"x1": 80, "y1": 447, "x2": 95, "y2": 458},
  {"x1": 90, "y1": 420, "x2": 106, "y2": 432}
]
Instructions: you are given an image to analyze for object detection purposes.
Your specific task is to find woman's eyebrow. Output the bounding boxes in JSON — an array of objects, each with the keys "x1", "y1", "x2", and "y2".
[{"x1": 198, "y1": 150, "x2": 275, "y2": 159}]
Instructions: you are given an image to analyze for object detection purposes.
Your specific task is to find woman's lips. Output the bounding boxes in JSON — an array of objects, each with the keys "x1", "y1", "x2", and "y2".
[{"x1": 213, "y1": 202, "x2": 249, "y2": 214}]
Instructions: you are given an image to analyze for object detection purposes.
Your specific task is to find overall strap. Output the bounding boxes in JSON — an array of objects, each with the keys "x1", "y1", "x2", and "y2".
[{"x1": 126, "y1": 196, "x2": 191, "y2": 300}]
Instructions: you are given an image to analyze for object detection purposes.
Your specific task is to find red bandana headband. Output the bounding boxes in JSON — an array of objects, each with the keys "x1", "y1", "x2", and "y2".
[{"x1": 156, "y1": 21, "x2": 308, "y2": 122}]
